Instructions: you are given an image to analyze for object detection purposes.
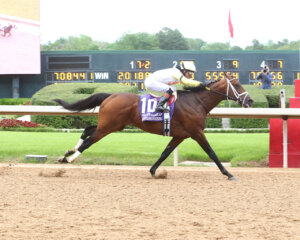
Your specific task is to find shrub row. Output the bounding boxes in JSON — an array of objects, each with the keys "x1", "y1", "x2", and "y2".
[
  {"x1": 31, "y1": 115, "x2": 98, "y2": 129},
  {"x1": 0, "y1": 98, "x2": 31, "y2": 105},
  {"x1": 31, "y1": 113, "x2": 268, "y2": 129}
]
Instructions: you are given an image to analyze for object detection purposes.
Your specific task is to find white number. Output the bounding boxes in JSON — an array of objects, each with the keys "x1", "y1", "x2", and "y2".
[
  {"x1": 130, "y1": 61, "x2": 134, "y2": 69},
  {"x1": 147, "y1": 99, "x2": 157, "y2": 112},
  {"x1": 260, "y1": 61, "x2": 266, "y2": 68},
  {"x1": 141, "y1": 98, "x2": 157, "y2": 113},
  {"x1": 173, "y1": 61, "x2": 177, "y2": 68},
  {"x1": 141, "y1": 97, "x2": 147, "y2": 113},
  {"x1": 216, "y1": 61, "x2": 221, "y2": 69}
]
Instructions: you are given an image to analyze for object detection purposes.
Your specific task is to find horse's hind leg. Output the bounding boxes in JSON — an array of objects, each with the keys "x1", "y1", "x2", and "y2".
[
  {"x1": 192, "y1": 131, "x2": 236, "y2": 180},
  {"x1": 58, "y1": 125, "x2": 97, "y2": 163}
]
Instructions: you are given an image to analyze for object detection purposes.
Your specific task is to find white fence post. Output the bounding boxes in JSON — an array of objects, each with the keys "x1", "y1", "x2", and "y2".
[
  {"x1": 280, "y1": 89, "x2": 288, "y2": 168},
  {"x1": 174, "y1": 147, "x2": 178, "y2": 167}
]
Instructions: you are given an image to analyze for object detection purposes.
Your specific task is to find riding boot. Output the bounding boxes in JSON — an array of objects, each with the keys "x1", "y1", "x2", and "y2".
[{"x1": 155, "y1": 96, "x2": 170, "y2": 112}]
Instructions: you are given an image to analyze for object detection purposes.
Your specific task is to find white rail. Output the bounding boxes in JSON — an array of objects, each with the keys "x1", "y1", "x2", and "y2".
[
  {"x1": 2, "y1": 105, "x2": 300, "y2": 168},
  {"x1": 1, "y1": 105, "x2": 300, "y2": 119}
]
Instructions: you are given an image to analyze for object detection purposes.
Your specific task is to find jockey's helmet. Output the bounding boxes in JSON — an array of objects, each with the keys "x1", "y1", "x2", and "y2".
[{"x1": 180, "y1": 61, "x2": 197, "y2": 72}]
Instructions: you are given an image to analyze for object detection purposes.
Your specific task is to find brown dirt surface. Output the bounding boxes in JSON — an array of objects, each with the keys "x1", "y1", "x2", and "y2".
[{"x1": 0, "y1": 164, "x2": 299, "y2": 240}]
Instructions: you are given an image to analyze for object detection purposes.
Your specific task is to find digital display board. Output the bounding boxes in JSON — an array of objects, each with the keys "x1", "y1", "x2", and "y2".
[
  {"x1": 0, "y1": 0, "x2": 40, "y2": 74},
  {"x1": 249, "y1": 59, "x2": 284, "y2": 86},
  {"x1": 42, "y1": 51, "x2": 300, "y2": 91}
]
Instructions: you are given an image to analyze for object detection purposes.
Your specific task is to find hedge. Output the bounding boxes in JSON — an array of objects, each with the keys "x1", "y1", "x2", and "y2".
[
  {"x1": 31, "y1": 115, "x2": 98, "y2": 129},
  {"x1": 0, "y1": 98, "x2": 30, "y2": 105}
]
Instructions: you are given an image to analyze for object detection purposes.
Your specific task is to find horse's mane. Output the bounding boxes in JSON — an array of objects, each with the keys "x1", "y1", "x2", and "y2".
[{"x1": 177, "y1": 79, "x2": 221, "y2": 94}]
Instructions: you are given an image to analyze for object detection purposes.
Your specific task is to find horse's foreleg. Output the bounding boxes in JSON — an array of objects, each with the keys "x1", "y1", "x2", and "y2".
[
  {"x1": 150, "y1": 137, "x2": 184, "y2": 178},
  {"x1": 67, "y1": 127, "x2": 111, "y2": 163},
  {"x1": 192, "y1": 131, "x2": 236, "y2": 180},
  {"x1": 58, "y1": 125, "x2": 97, "y2": 163}
]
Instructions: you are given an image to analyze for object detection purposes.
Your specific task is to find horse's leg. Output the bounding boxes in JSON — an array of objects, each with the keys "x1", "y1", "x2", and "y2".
[
  {"x1": 150, "y1": 137, "x2": 184, "y2": 178},
  {"x1": 58, "y1": 125, "x2": 97, "y2": 163},
  {"x1": 192, "y1": 131, "x2": 236, "y2": 180},
  {"x1": 63, "y1": 128, "x2": 111, "y2": 163}
]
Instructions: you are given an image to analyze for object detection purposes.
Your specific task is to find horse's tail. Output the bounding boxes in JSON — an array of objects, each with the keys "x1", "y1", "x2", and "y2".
[{"x1": 53, "y1": 93, "x2": 111, "y2": 111}]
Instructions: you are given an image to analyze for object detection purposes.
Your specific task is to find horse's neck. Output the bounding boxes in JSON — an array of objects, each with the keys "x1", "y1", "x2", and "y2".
[
  {"x1": 200, "y1": 82, "x2": 227, "y2": 112},
  {"x1": 201, "y1": 91, "x2": 224, "y2": 112}
]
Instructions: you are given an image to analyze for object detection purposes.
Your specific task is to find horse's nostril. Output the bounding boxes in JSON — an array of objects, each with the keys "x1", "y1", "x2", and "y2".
[{"x1": 248, "y1": 99, "x2": 254, "y2": 107}]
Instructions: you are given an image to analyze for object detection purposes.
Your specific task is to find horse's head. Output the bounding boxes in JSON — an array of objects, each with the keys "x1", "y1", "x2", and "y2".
[{"x1": 222, "y1": 73, "x2": 253, "y2": 108}]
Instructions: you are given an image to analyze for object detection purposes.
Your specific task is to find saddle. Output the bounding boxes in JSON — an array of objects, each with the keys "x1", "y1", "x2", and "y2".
[{"x1": 150, "y1": 93, "x2": 176, "y2": 108}]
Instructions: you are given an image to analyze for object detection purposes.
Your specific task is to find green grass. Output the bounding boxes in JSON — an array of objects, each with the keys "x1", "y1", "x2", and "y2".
[{"x1": 0, "y1": 131, "x2": 269, "y2": 166}]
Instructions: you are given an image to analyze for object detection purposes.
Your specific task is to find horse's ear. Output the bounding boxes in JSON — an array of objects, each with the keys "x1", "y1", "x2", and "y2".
[{"x1": 224, "y1": 72, "x2": 232, "y2": 79}]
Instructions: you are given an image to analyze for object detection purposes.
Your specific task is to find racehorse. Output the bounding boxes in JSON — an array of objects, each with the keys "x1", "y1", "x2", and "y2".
[
  {"x1": 54, "y1": 73, "x2": 253, "y2": 180},
  {"x1": 0, "y1": 24, "x2": 16, "y2": 37}
]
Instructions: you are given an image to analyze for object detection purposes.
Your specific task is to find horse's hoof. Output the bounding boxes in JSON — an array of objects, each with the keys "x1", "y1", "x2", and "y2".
[
  {"x1": 58, "y1": 157, "x2": 68, "y2": 164},
  {"x1": 150, "y1": 169, "x2": 167, "y2": 179},
  {"x1": 228, "y1": 176, "x2": 237, "y2": 181},
  {"x1": 150, "y1": 169, "x2": 156, "y2": 178}
]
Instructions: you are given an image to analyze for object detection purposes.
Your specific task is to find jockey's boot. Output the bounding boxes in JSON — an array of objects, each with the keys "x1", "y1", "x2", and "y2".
[
  {"x1": 155, "y1": 96, "x2": 170, "y2": 112},
  {"x1": 156, "y1": 88, "x2": 173, "y2": 112}
]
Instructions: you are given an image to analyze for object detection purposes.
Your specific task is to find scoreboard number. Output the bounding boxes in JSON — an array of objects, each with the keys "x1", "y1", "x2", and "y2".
[
  {"x1": 261, "y1": 60, "x2": 283, "y2": 69},
  {"x1": 130, "y1": 60, "x2": 151, "y2": 69},
  {"x1": 216, "y1": 60, "x2": 238, "y2": 70}
]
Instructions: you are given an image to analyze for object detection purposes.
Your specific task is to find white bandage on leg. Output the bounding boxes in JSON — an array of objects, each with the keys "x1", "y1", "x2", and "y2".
[
  {"x1": 68, "y1": 151, "x2": 81, "y2": 163},
  {"x1": 73, "y1": 139, "x2": 84, "y2": 152}
]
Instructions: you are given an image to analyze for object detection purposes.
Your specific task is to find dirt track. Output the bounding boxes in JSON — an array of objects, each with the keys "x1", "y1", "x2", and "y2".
[{"x1": 0, "y1": 164, "x2": 299, "y2": 240}]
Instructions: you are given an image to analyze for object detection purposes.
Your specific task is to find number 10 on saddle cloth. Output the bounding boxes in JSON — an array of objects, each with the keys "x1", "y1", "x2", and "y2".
[{"x1": 139, "y1": 94, "x2": 175, "y2": 136}]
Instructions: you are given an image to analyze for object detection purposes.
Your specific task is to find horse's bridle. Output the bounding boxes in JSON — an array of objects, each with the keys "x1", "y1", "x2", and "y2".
[{"x1": 208, "y1": 78, "x2": 249, "y2": 105}]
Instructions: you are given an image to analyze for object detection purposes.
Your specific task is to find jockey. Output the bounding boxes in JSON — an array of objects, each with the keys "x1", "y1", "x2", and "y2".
[{"x1": 144, "y1": 61, "x2": 207, "y2": 112}]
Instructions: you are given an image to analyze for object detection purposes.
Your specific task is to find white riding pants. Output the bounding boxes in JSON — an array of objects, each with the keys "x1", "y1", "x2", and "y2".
[{"x1": 145, "y1": 76, "x2": 176, "y2": 92}]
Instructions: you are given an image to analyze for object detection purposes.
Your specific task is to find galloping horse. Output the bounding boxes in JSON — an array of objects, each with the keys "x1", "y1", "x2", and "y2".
[
  {"x1": 54, "y1": 73, "x2": 253, "y2": 180},
  {"x1": 0, "y1": 24, "x2": 16, "y2": 37}
]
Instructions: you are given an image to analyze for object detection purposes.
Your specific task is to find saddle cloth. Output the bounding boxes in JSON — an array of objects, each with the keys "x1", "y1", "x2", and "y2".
[{"x1": 139, "y1": 94, "x2": 175, "y2": 122}]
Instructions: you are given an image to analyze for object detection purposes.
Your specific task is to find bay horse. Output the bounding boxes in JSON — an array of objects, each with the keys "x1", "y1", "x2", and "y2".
[{"x1": 54, "y1": 73, "x2": 253, "y2": 180}]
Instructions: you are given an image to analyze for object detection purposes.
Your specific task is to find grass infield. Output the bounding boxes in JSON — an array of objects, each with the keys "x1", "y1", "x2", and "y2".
[{"x1": 0, "y1": 131, "x2": 268, "y2": 166}]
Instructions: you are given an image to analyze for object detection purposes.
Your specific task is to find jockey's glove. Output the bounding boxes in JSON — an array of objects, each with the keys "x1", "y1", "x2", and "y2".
[{"x1": 199, "y1": 82, "x2": 209, "y2": 89}]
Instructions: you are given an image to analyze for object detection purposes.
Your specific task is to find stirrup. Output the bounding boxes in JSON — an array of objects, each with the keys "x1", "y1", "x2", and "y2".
[
  {"x1": 156, "y1": 106, "x2": 169, "y2": 112},
  {"x1": 156, "y1": 96, "x2": 169, "y2": 112},
  {"x1": 156, "y1": 103, "x2": 169, "y2": 113}
]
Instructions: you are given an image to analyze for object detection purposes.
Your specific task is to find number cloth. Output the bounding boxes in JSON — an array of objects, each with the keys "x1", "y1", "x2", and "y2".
[{"x1": 139, "y1": 94, "x2": 175, "y2": 122}]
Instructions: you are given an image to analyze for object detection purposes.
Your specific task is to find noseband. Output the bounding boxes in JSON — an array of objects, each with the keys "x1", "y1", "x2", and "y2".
[
  {"x1": 226, "y1": 78, "x2": 249, "y2": 105},
  {"x1": 209, "y1": 78, "x2": 249, "y2": 105}
]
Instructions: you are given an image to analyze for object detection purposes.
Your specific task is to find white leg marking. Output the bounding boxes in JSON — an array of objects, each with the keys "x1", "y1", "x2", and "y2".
[
  {"x1": 73, "y1": 139, "x2": 84, "y2": 152},
  {"x1": 68, "y1": 151, "x2": 81, "y2": 163}
]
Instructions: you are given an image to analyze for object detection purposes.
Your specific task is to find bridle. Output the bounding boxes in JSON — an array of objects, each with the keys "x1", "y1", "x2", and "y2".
[{"x1": 208, "y1": 77, "x2": 249, "y2": 105}]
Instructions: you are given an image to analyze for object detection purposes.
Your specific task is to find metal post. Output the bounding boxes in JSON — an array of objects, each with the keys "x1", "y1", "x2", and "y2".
[
  {"x1": 283, "y1": 119, "x2": 288, "y2": 168},
  {"x1": 280, "y1": 89, "x2": 288, "y2": 168}
]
